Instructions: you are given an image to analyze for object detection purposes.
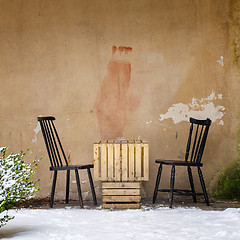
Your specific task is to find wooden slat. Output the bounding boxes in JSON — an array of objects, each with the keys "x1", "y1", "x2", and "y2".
[
  {"x1": 100, "y1": 144, "x2": 107, "y2": 181},
  {"x1": 102, "y1": 189, "x2": 140, "y2": 196},
  {"x1": 102, "y1": 182, "x2": 141, "y2": 189},
  {"x1": 121, "y1": 143, "x2": 128, "y2": 181},
  {"x1": 94, "y1": 141, "x2": 149, "y2": 182},
  {"x1": 135, "y1": 143, "x2": 142, "y2": 180},
  {"x1": 114, "y1": 143, "x2": 121, "y2": 181},
  {"x1": 102, "y1": 181, "x2": 141, "y2": 209},
  {"x1": 102, "y1": 203, "x2": 140, "y2": 209},
  {"x1": 128, "y1": 144, "x2": 135, "y2": 181},
  {"x1": 93, "y1": 144, "x2": 99, "y2": 181},
  {"x1": 102, "y1": 195, "x2": 140, "y2": 203},
  {"x1": 107, "y1": 143, "x2": 114, "y2": 181},
  {"x1": 142, "y1": 143, "x2": 149, "y2": 181}
]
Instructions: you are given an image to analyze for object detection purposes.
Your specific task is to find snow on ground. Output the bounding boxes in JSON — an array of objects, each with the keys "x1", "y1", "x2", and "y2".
[{"x1": 1, "y1": 206, "x2": 240, "y2": 240}]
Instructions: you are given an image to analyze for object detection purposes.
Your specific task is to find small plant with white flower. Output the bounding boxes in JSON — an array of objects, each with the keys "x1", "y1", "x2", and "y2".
[{"x1": 0, "y1": 147, "x2": 40, "y2": 227}]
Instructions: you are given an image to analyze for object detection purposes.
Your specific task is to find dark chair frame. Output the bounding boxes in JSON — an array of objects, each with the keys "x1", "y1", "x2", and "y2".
[
  {"x1": 152, "y1": 117, "x2": 211, "y2": 208},
  {"x1": 38, "y1": 116, "x2": 97, "y2": 208}
]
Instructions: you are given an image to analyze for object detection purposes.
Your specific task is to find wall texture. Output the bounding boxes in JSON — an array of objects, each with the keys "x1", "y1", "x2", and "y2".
[{"x1": 0, "y1": 0, "x2": 239, "y2": 200}]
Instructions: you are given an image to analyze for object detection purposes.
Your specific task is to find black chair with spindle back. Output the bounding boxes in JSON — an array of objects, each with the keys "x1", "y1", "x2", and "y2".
[
  {"x1": 38, "y1": 116, "x2": 97, "y2": 208},
  {"x1": 152, "y1": 117, "x2": 211, "y2": 208}
]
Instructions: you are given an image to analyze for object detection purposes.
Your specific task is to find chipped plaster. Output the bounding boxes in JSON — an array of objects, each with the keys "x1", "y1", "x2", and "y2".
[
  {"x1": 217, "y1": 56, "x2": 224, "y2": 67},
  {"x1": 159, "y1": 91, "x2": 225, "y2": 124},
  {"x1": 32, "y1": 122, "x2": 41, "y2": 143}
]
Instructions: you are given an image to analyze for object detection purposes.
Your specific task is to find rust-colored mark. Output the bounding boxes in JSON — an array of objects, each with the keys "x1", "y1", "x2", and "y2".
[
  {"x1": 112, "y1": 45, "x2": 117, "y2": 55},
  {"x1": 95, "y1": 46, "x2": 139, "y2": 140},
  {"x1": 112, "y1": 45, "x2": 133, "y2": 55},
  {"x1": 118, "y1": 46, "x2": 132, "y2": 54},
  {"x1": 67, "y1": 154, "x2": 71, "y2": 164}
]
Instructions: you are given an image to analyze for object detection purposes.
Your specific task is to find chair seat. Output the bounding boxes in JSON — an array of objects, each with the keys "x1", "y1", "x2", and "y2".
[
  {"x1": 50, "y1": 164, "x2": 94, "y2": 171},
  {"x1": 155, "y1": 159, "x2": 203, "y2": 167}
]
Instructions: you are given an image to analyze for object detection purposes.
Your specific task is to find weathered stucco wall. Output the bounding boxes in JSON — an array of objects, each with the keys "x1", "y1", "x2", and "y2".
[{"x1": 0, "y1": 0, "x2": 239, "y2": 200}]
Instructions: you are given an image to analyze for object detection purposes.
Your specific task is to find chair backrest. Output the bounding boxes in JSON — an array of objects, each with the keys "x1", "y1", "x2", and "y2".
[
  {"x1": 185, "y1": 117, "x2": 211, "y2": 163},
  {"x1": 38, "y1": 116, "x2": 68, "y2": 168}
]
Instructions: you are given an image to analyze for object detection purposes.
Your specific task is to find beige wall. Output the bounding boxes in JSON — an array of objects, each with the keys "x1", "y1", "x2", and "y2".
[{"x1": 0, "y1": 0, "x2": 239, "y2": 200}]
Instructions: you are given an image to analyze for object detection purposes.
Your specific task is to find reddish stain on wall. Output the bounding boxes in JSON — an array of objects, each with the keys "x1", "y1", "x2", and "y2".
[
  {"x1": 95, "y1": 46, "x2": 139, "y2": 140},
  {"x1": 112, "y1": 45, "x2": 132, "y2": 56},
  {"x1": 118, "y1": 46, "x2": 132, "y2": 54},
  {"x1": 112, "y1": 45, "x2": 117, "y2": 55}
]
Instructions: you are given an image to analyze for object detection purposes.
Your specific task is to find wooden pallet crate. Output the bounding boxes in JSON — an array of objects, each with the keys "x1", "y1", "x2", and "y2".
[
  {"x1": 102, "y1": 182, "x2": 141, "y2": 209},
  {"x1": 94, "y1": 140, "x2": 149, "y2": 209},
  {"x1": 93, "y1": 140, "x2": 149, "y2": 182}
]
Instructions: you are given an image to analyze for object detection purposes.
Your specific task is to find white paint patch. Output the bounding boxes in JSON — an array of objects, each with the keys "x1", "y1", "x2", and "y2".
[
  {"x1": 137, "y1": 52, "x2": 165, "y2": 73},
  {"x1": 218, "y1": 120, "x2": 224, "y2": 126},
  {"x1": 217, "y1": 56, "x2": 224, "y2": 67},
  {"x1": 146, "y1": 120, "x2": 152, "y2": 126},
  {"x1": 32, "y1": 122, "x2": 41, "y2": 143},
  {"x1": 82, "y1": 191, "x2": 89, "y2": 200},
  {"x1": 159, "y1": 91, "x2": 225, "y2": 124}
]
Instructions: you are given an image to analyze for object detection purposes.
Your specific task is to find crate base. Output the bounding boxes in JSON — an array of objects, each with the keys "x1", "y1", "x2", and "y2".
[
  {"x1": 102, "y1": 203, "x2": 140, "y2": 209},
  {"x1": 102, "y1": 182, "x2": 141, "y2": 209}
]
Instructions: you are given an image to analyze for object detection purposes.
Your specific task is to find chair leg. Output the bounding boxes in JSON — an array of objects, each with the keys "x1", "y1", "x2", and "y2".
[
  {"x1": 87, "y1": 168, "x2": 97, "y2": 205},
  {"x1": 50, "y1": 170, "x2": 58, "y2": 208},
  {"x1": 153, "y1": 163, "x2": 163, "y2": 204},
  {"x1": 75, "y1": 168, "x2": 84, "y2": 208},
  {"x1": 197, "y1": 167, "x2": 210, "y2": 206},
  {"x1": 169, "y1": 165, "x2": 175, "y2": 208},
  {"x1": 66, "y1": 170, "x2": 70, "y2": 204},
  {"x1": 187, "y1": 166, "x2": 197, "y2": 203}
]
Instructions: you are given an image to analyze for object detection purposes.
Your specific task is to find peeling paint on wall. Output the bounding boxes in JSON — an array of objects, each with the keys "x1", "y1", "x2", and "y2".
[
  {"x1": 217, "y1": 56, "x2": 224, "y2": 67},
  {"x1": 82, "y1": 191, "x2": 89, "y2": 200},
  {"x1": 159, "y1": 91, "x2": 225, "y2": 124},
  {"x1": 146, "y1": 120, "x2": 152, "y2": 126},
  {"x1": 32, "y1": 122, "x2": 41, "y2": 143}
]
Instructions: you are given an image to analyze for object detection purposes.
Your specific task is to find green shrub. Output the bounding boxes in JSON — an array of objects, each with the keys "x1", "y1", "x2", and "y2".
[
  {"x1": 214, "y1": 158, "x2": 240, "y2": 200},
  {"x1": 0, "y1": 147, "x2": 40, "y2": 227}
]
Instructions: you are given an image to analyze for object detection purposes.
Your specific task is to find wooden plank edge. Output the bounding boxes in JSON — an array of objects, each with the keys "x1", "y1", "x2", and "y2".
[
  {"x1": 102, "y1": 182, "x2": 141, "y2": 189},
  {"x1": 102, "y1": 203, "x2": 141, "y2": 209}
]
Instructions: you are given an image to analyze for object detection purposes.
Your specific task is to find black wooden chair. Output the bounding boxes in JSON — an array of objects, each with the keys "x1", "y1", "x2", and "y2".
[
  {"x1": 38, "y1": 116, "x2": 97, "y2": 208},
  {"x1": 152, "y1": 117, "x2": 211, "y2": 208}
]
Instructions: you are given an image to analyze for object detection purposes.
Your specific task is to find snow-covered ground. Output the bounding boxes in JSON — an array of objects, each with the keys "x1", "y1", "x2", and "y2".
[{"x1": 1, "y1": 206, "x2": 240, "y2": 240}]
